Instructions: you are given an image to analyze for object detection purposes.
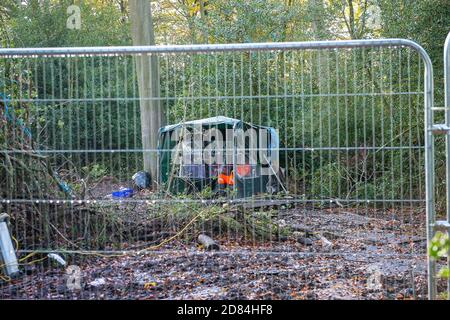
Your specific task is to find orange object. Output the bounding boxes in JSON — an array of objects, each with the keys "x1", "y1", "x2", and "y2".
[
  {"x1": 236, "y1": 164, "x2": 251, "y2": 177},
  {"x1": 218, "y1": 171, "x2": 234, "y2": 185}
]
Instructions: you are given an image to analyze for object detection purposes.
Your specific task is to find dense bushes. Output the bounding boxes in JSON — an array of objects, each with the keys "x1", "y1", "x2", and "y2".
[{"x1": 1, "y1": 0, "x2": 449, "y2": 205}]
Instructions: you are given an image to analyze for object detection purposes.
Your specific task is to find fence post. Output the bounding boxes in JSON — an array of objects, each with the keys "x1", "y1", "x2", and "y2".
[{"x1": 444, "y1": 31, "x2": 450, "y2": 300}]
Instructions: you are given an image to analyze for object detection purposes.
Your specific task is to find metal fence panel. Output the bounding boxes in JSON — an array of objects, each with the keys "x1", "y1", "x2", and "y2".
[
  {"x1": 445, "y1": 31, "x2": 450, "y2": 300},
  {"x1": 0, "y1": 39, "x2": 434, "y2": 299}
]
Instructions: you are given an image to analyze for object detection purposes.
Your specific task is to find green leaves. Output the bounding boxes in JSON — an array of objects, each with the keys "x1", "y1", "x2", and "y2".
[
  {"x1": 438, "y1": 268, "x2": 450, "y2": 279},
  {"x1": 82, "y1": 163, "x2": 108, "y2": 181},
  {"x1": 429, "y1": 231, "x2": 450, "y2": 279},
  {"x1": 429, "y1": 231, "x2": 450, "y2": 259}
]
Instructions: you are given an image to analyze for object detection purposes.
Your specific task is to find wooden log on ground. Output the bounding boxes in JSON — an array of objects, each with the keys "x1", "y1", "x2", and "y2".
[
  {"x1": 198, "y1": 234, "x2": 220, "y2": 251},
  {"x1": 296, "y1": 237, "x2": 313, "y2": 246},
  {"x1": 318, "y1": 234, "x2": 333, "y2": 248},
  {"x1": 241, "y1": 199, "x2": 294, "y2": 210}
]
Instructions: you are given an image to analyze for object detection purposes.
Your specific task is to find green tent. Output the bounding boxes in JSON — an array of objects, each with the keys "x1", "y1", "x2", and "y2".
[{"x1": 157, "y1": 116, "x2": 281, "y2": 198}]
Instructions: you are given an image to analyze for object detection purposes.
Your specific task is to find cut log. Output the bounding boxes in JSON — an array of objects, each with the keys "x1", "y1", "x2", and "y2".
[
  {"x1": 296, "y1": 237, "x2": 313, "y2": 246},
  {"x1": 241, "y1": 199, "x2": 293, "y2": 210},
  {"x1": 321, "y1": 230, "x2": 345, "y2": 239},
  {"x1": 198, "y1": 234, "x2": 220, "y2": 251},
  {"x1": 318, "y1": 235, "x2": 333, "y2": 248},
  {"x1": 290, "y1": 223, "x2": 314, "y2": 235}
]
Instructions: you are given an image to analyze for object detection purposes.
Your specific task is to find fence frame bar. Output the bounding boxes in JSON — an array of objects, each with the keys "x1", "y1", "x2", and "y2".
[{"x1": 444, "y1": 31, "x2": 450, "y2": 300}]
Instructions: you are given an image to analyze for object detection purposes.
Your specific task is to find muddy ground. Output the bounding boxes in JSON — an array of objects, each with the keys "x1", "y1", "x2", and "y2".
[{"x1": 0, "y1": 203, "x2": 432, "y2": 300}]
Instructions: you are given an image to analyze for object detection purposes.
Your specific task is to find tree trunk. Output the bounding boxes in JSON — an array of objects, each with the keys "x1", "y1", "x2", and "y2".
[
  {"x1": 199, "y1": 0, "x2": 208, "y2": 43},
  {"x1": 347, "y1": 0, "x2": 356, "y2": 39},
  {"x1": 309, "y1": 0, "x2": 326, "y2": 40},
  {"x1": 129, "y1": 0, "x2": 165, "y2": 188}
]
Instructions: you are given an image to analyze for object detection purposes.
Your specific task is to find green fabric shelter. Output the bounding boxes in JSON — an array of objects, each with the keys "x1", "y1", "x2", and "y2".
[{"x1": 157, "y1": 116, "x2": 280, "y2": 198}]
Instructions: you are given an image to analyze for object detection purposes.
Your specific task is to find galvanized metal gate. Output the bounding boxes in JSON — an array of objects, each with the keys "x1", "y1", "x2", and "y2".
[
  {"x1": 0, "y1": 38, "x2": 440, "y2": 299},
  {"x1": 444, "y1": 31, "x2": 450, "y2": 300}
]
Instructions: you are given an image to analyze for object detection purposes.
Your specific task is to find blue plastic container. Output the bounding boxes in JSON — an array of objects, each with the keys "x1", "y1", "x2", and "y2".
[{"x1": 112, "y1": 188, "x2": 134, "y2": 198}]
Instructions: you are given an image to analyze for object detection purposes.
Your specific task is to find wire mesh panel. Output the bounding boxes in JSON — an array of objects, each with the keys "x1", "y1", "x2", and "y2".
[{"x1": 0, "y1": 40, "x2": 434, "y2": 299}]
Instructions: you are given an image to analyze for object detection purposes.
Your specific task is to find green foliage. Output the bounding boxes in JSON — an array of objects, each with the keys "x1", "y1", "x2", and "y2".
[
  {"x1": 6, "y1": 0, "x2": 130, "y2": 48},
  {"x1": 155, "y1": 200, "x2": 289, "y2": 242},
  {"x1": 195, "y1": 0, "x2": 311, "y2": 43},
  {"x1": 429, "y1": 231, "x2": 450, "y2": 279},
  {"x1": 0, "y1": 0, "x2": 448, "y2": 204},
  {"x1": 82, "y1": 163, "x2": 108, "y2": 181},
  {"x1": 377, "y1": 0, "x2": 450, "y2": 208}
]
